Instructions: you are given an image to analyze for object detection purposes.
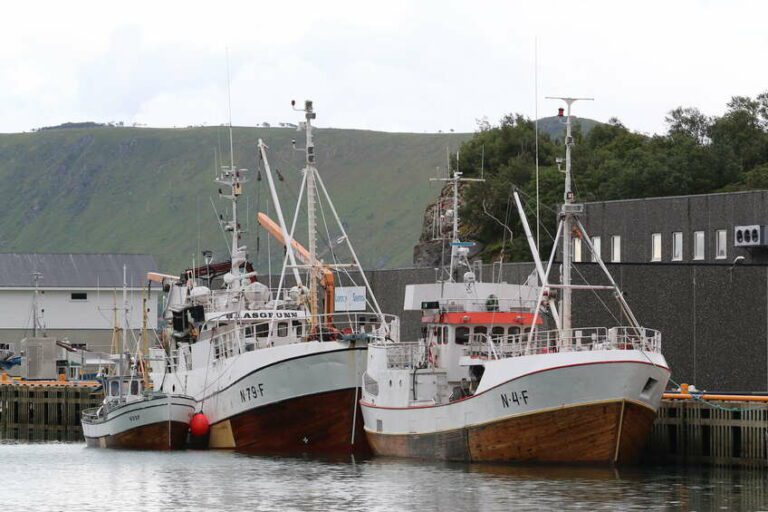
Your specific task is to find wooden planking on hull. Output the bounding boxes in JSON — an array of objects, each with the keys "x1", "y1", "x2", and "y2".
[
  {"x1": 84, "y1": 421, "x2": 189, "y2": 450},
  {"x1": 225, "y1": 388, "x2": 371, "y2": 455},
  {"x1": 365, "y1": 400, "x2": 657, "y2": 464}
]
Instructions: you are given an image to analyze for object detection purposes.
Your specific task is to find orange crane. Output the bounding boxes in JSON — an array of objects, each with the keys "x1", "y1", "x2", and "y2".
[{"x1": 257, "y1": 212, "x2": 336, "y2": 327}]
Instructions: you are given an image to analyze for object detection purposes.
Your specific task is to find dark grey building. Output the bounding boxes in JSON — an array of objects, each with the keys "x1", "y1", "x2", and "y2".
[{"x1": 579, "y1": 190, "x2": 768, "y2": 265}]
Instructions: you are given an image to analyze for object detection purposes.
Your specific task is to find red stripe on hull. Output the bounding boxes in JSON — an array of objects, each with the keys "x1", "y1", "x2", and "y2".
[
  {"x1": 84, "y1": 421, "x2": 189, "y2": 450},
  {"x1": 365, "y1": 400, "x2": 656, "y2": 464},
  {"x1": 226, "y1": 388, "x2": 371, "y2": 456}
]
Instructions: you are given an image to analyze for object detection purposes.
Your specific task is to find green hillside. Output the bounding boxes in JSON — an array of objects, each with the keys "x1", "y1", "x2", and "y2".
[{"x1": 0, "y1": 125, "x2": 469, "y2": 273}]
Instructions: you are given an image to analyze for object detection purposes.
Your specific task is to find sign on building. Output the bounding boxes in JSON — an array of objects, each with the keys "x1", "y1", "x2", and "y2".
[{"x1": 335, "y1": 286, "x2": 367, "y2": 312}]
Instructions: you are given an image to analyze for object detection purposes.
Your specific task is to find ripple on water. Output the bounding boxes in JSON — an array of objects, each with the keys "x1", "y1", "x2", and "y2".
[{"x1": 1, "y1": 443, "x2": 767, "y2": 512}]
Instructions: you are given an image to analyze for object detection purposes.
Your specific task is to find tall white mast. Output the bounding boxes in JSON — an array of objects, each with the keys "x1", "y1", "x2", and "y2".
[
  {"x1": 292, "y1": 100, "x2": 319, "y2": 326},
  {"x1": 545, "y1": 96, "x2": 592, "y2": 334}
]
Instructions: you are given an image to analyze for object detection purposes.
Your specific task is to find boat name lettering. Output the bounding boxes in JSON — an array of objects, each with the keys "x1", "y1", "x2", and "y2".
[
  {"x1": 240, "y1": 383, "x2": 265, "y2": 403},
  {"x1": 128, "y1": 414, "x2": 140, "y2": 422},
  {"x1": 226, "y1": 311, "x2": 301, "y2": 320},
  {"x1": 500, "y1": 390, "x2": 528, "y2": 408}
]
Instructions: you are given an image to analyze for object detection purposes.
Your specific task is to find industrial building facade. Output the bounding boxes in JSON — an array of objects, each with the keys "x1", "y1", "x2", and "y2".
[
  {"x1": 0, "y1": 253, "x2": 159, "y2": 355},
  {"x1": 577, "y1": 190, "x2": 768, "y2": 265}
]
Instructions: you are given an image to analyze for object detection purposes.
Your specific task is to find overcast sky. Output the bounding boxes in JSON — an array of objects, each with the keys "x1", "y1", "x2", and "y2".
[{"x1": 2, "y1": 0, "x2": 766, "y2": 134}]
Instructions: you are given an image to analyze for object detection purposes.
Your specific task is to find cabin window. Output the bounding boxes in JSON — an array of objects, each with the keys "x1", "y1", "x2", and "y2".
[
  {"x1": 130, "y1": 380, "x2": 140, "y2": 395},
  {"x1": 293, "y1": 321, "x2": 303, "y2": 337},
  {"x1": 491, "y1": 326, "x2": 505, "y2": 340},
  {"x1": 255, "y1": 322, "x2": 269, "y2": 338},
  {"x1": 611, "y1": 235, "x2": 621, "y2": 262},
  {"x1": 109, "y1": 380, "x2": 119, "y2": 396},
  {"x1": 716, "y1": 229, "x2": 727, "y2": 259},
  {"x1": 509, "y1": 326, "x2": 521, "y2": 336},
  {"x1": 244, "y1": 326, "x2": 254, "y2": 337},
  {"x1": 672, "y1": 232, "x2": 683, "y2": 261},
  {"x1": 693, "y1": 231, "x2": 705, "y2": 260},
  {"x1": 455, "y1": 327, "x2": 470, "y2": 345},
  {"x1": 591, "y1": 236, "x2": 601, "y2": 262},
  {"x1": 474, "y1": 326, "x2": 487, "y2": 341},
  {"x1": 573, "y1": 238, "x2": 582, "y2": 262},
  {"x1": 70, "y1": 292, "x2": 88, "y2": 301},
  {"x1": 651, "y1": 233, "x2": 661, "y2": 262},
  {"x1": 277, "y1": 322, "x2": 288, "y2": 337}
]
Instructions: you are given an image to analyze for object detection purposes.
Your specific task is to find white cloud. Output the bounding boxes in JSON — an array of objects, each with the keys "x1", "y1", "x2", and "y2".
[{"x1": 0, "y1": 0, "x2": 767, "y2": 133}]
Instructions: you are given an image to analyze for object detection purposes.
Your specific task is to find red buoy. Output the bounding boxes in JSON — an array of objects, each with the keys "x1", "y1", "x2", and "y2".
[{"x1": 189, "y1": 412, "x2": 210, "y2": 437}]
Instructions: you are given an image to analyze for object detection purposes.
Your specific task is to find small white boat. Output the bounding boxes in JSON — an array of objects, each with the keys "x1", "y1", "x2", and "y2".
[{"x1": 82, "y1": 376, "x2": 195, "y2": 450}]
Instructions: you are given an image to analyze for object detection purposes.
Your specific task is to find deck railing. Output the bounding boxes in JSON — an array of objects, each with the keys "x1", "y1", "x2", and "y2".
[{"x1": 464, "y1": 326, "x2": 662, "y2": 360}]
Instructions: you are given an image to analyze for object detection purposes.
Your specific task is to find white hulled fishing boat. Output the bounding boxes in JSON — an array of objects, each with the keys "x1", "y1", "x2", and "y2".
[
  {"x1": 149, "y1": 101, "x2": 398, "y2": 454},
  {"x1": 360, "y1": 98, "x2": 670, "y2": 464},
  {"x1": 82, "y1": 268, "x2": 195, "y2": 450}
]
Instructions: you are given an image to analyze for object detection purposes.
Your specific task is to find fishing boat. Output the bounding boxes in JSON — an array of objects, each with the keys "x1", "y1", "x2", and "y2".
[
  {"x1": 81, "y1": 268, "x2": 196, "y2": 450},
  {"x1": 360, "y1": 98, "x2": 670, "y2": 464},
  {"x1": 148, "y1": 100, "x2": 398, "y2": 454}
]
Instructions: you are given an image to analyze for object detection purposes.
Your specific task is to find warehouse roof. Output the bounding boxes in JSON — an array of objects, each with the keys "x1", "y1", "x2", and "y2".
[{"x1": 0, "y1": 253, "x2": 157, "y2": 288}]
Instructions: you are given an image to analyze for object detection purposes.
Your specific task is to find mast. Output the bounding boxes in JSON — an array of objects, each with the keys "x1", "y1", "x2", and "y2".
[
  {"x1": 430, "y1": 164, "x2": 483, "y2": 282},
  {"x1": 292, "y1": 100, "x2": 319, "y2": 327},
  {"x1": 119, "y1": 265, "x2": 127, "y2": 402},
  {"x1": 545, "y1": 97, "x2": 592, "y2": 335},
  {"x1": 32, "y1": 271, "x2": 43, "y2": 337}
]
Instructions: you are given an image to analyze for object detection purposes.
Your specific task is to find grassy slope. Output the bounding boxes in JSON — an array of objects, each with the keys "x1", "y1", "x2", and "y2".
[{"x1": 0, "y1": 126, "x2": 469, "y2": 272}]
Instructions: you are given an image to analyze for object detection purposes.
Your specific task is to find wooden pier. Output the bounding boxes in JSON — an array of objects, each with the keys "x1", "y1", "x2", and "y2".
[
  {"x1": 0, "y1": 382, "x2": 102, "y2": 442},
  {"x1": 648, "y1": 398, "x2": 768, "y2": 467}
]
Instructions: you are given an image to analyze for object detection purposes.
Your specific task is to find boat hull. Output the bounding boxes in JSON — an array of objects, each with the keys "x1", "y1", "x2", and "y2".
[
  {"x1": 165, "y1": 344, "x2": 371, "y2": 454},
  {"x1": 365, "y1": 399, "x2": 655, "y2": 463},
  {"x1": 210, "y1": 387, "x2": 369, "y2": 455},
  {"x1": 361, "y1": 356, "x2": 670, "y2": 464},
  {"x1": 82, "y1": 395, "x2": 196, "y2": 450}
]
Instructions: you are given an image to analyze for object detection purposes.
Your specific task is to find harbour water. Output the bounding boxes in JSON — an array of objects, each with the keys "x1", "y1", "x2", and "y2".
[{"x1": 1, "y1": 443, "x2": 767, "y2": 511}]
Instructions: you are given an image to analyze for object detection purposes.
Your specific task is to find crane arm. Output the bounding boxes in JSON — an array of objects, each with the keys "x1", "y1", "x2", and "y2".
[{"x1": 258, "y1": 212, "x2": 336, "y2": 324}]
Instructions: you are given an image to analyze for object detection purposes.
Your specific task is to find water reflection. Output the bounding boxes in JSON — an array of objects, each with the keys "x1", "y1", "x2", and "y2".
[{"x1": 0, "y1": 443, "x2": 766, "y2": 511}]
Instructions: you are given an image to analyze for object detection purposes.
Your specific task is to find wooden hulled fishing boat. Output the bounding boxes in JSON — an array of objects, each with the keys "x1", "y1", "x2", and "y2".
[
  {"x1": 360, "y1": 98, "x2": 670, "y2": 464},
  {"x1": 148, "y1": 100, "x2": 398, "y2": 455}
]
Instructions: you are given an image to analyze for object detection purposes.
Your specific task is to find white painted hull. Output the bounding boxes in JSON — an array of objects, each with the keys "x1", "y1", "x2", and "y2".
[
  {"x1": 82, "y1": 394, "x2": 196, "y2": 450},
  {"x1": 154, "y1": 341, "x2": 369, "y2": 452},
  {"x1": 361, "y1": 350, "x2": 670, "y2": 462}
]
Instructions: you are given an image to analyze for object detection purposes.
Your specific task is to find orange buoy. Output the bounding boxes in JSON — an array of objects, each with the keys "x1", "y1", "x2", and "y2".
[{"x1": 189, "y1": 412, "x2": 210, "y2": 437}]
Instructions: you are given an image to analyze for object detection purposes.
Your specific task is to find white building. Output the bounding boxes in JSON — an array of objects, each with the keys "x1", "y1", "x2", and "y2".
[{"x1": 0, "y1": 253, "x2": 160, "y2": 354}]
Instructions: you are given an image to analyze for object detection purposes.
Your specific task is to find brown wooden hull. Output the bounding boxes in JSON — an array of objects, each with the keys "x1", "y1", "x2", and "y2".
[
  {"x1": 214, "y1": 388, "x2": 370, "y2": 455},
  {"x1": 85, "y1": 421, "x2": 189, "y2": 450},
  {"x1": 365, "y1": 400, "x2": 656, "y2": 464}
]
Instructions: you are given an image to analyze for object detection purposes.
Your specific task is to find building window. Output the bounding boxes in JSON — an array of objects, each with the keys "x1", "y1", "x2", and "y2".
[
  {"x1": 672, "y1": 232, "x2": 683, "y2": 261},
  {"x1": 651, "y1": 233, "x2": 661, "y2": 262},
  {"x1": 611, "y1": 235, "x2": 621, "y2": 262},
  {"x1": 693, "y1": 231, "x2": 705, "y2": 260},
  {"x1": 70, "y1": 292, "x2": 88, "y2": 301},
  {"x1": 591, "y1": 236, "x2": 601, "y2": 262},
  {"x1": 573, "y1": 238, "x2": 582, "y2": 262},
  {"x1": 716, "y1": 229, "x2": 727, "y2": 259}
]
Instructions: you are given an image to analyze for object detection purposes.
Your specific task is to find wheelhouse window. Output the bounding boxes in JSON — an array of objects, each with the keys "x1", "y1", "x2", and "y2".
[
  {"x1": 277, "y1": 322, "x2": 288, "y2": 337},
  {"x1": 693, "y1": 231, "x2": 705, "y2": 260},
  {"x1": 651, "y1": 233, "x2": 661, "y2": 262},
  {"x1": 591, "y1": 236, "x2": 601, "y2": 262},
  {"x1": 611, "y1": 235, "x2": 621, "y2": 263},
  {"x1": 672, "y1": 232, "x2": 683, "y2": 261},
  {"x1": 455, "y1": 327, "x2": 470, "y2": 345},
  {"x1": 255, "y1": 322, "x2": 269, "y2": 338},
  {"x1": 70, "y1": 292, "x2": 88, "y2": 301},
  {"x1": 292, "y1": 320, "x2": 303, "y2": 337},
  {"x1": 573, "y1": 238, "x2": 582, "y2": 262},
  {"x1": 491, "y1": 326, "x2": 505, "y2": 341},
  {"x1": 716, "y1": 229, "x2": 727, "y2": 259}
]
